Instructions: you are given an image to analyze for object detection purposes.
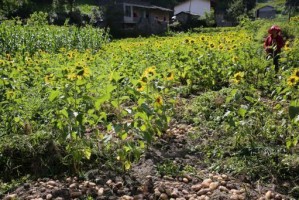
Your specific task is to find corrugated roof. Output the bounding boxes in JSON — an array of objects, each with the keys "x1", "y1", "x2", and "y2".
[{"x1": 124, "y1": 3, "x2": 172, "y2": 12}]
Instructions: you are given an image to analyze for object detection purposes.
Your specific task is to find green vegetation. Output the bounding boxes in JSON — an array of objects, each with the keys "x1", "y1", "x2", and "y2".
[{"x1": 1, "y1": 4, "x2": 299, "y2": 198}]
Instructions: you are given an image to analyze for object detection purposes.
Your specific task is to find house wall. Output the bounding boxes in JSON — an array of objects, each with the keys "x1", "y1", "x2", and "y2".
[
  {"x1": 174, "y1": 0, "x2": 210, "y2": 16},
  {"x1": 150, "y1": 10, "x2": 170, "y2": 22}
]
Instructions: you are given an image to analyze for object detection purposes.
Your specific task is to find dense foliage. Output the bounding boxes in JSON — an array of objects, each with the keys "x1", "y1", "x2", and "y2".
[{"x1": 0, "y1": 17, "x2": 299, "y2": 197}]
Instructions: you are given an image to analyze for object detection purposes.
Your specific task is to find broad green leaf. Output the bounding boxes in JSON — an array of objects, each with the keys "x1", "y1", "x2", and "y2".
[
  {"x1": 60, "y1": 109, "x2": 68, "y2": 118},
  {"x1": 121, "y1": 132, "x2": 127, "y2": 140},
  {"x1": 245, "y1": 96, "x2": 256, "y2": 103},
  {"x1": 238, "y1": 108, "x2": 247, "y2": 118},
  {"x1": 95, "y1": 93, "x2": 110, "y2": 110},
  {"x1": 83, "y1": 148, "x2": 91, "y2": 159},
  {"x1": 139, "y1": 140, "x2": 145, "y2": 149},
  {"x1": 49, "y1": 90, "x2": 61, "y2": 102}
]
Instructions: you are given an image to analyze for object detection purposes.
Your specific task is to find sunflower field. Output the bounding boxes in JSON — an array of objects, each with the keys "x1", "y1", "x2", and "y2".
[{"x1": 0, "y1": 17, "x2": 299, "y2": 191}]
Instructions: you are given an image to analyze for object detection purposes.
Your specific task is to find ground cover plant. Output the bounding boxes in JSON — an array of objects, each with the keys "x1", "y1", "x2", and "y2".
[{"x1": 0, "y1": 17, "x2": 299, "y2": 198}]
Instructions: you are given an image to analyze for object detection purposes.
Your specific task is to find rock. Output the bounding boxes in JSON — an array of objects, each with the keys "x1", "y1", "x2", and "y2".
[
  {"x1": 160, "y1": 193, "x2": 168, "y2": 200},
  {"x1": 40, "y1": 187, "x2": 46, "y2": 193},
  {"x1": 182, "y1": 178, "x2": 189, "y2": 183},
  {"x1": 170, "y1": 188, "x2": 179, "y2": 198},
  {"x1": 51, "y1": 189, "x2": 70, "y2": 199},
  {"x1": 98, "y1": 187, "x2": 104, "y2": 196},
  {"x1": 191, "y1": 184, "x2": 202, "y2": 191},
  {"x1": 184, "y1": 174, "x2": 192, "y2": 181},
  {"x1": 176, "y1": 198, "x2": 186, "y2": 200},
  {"x1": 158, "y1": 185, "x2": 166, "y2": 193},
  {"x1": 66, "y1": 177, "x2": 72, "y2": 183},
  {"x1": 201, "y1": 179, "x2": 212, "y2": 188},
  {"x1": 106, "y1": 179, "x2": 113, "y2": 186},
  {"x1": 219, "y1": 186, "x2": 229, "y2": 192},
  {"x1": 274, "y1": 194, "x2": 282, "y2": 200},
  {"x1": 165, "y1": 188, "x2": 172, "y2": 196},
  {"x1": 69, "y1": 183, "x2": 77, "y2": 189},
  {"x1": 88, "y1": 181, "x2": 96, "y2": 187},
  {"x1": 47, "y1": 181, "x2": 57, "y2": 186},
  {"x1": 115, "y1": 181, "x2": 123, "y2": 189},
  {"x1": 209, "y1": 182, "x2": 219, "y2": 191},
  {"x1": 70, "y1": 191, "x2": 82, "y2": 198},
  {"x1": 198, "y1": 195, "x2": 210, "y2": 200},
  {"x1": 23, "y1": 183, "x2": 30, "y2": 190},
  {"x1": 133, "y1": 194, "x2": 144, "y2": 200},
  {"x1": 182, "y1": 189, "x2": 189, "y2": 195},
  {"x1": 46, "y1": 194, "x2": 52, "y2": 200},
  {"x1": 4, "y1": 194, "x2": 17, "y2": 200},
  {"x1": 154, "y1": 188, "x2": 161, "y2": 197},
  {"x1": 221, "y1": 174, "x2": 228, "y2": 180},
  {"x1": 265, "y1": 191, "x2": 273, "y2": 200},
  {"x1": 197, "y1": 188, "x2": 210, "y2": 196},
  {"x1": 230, "y1": 194, "x2": 240, "y2": 200}
]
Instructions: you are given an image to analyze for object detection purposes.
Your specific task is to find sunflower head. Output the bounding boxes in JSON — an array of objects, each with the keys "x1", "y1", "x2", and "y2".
[
  {"x1": 231, "y1": 72, "x2": 244, "y2": 84},
  {"x1": 143, "y1": 66, "x2": 156, "y2": 78},
  {"x1": 232, "y1": 56, "x2": 238, "y2": 63},
  {"x1": 292, "y1": 69, "x2": 299, "y2": 78},
  {"x1": 287, "y1": 75, "x2": 299, "y2": 87},
  {"x1": 155, "y1": 95, "x2": 163, "y2": 107},
  {"x1": 45, "y1": 74, "x2": 54, "y2": 84},
  {"x1": 166, "y1": 71, "x2": 174, "y2": 81},
  {"x1": 136, "y1": 82, "x2": 145, "y2": 92}
]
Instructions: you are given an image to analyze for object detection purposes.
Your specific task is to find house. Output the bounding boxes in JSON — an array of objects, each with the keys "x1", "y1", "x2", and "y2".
[
  {"x1": 174, "y1": 0, "x2": 211, "y2": 24},
  {"x1": 256, "y1": 6, "x2": 276, "y2": 19},
  {"x1": 102, "y1": 0, "x2": 172, "y2": 37}
]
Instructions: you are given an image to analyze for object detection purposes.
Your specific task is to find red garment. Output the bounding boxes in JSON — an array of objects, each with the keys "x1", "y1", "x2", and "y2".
[{"x1": 264, "y1": 34, "x2": 284, "y2": 54}]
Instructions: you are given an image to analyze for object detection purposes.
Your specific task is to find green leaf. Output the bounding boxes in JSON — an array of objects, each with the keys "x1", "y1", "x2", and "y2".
[
  {"x1": 49, "y1": 90, "x2": 61, "y2": 102},
  {"x1": 245, "y1": 96, "x2": 256, "y2": 104},
  {"x1": 139, "y1": 140, "x2": 145, "y2": 149},
  {"x1": 289, "y1": 100, "x2": 299, "y2": 120},
  {"x1": 124, "y1": 161, "x2": 131, "y2": 170},
  {"x1": 238, "y1": 108, "x2": 247, "y2": 118},
  {"x1": 111, "y1": 100, "x2": 118, "y2": 108},
  {"x1": 83, "y1": 147, "x2": 91, "y2": 160},
  {"x1": 95, "y1": 93, "x2": 110, "y2": 110},
  {"x1": 121, "y1": 132, "x2": 128, "y2": 140},
  {"x1": 14, "y1": 117, "x2": 21, "y2": 123},
  {"x1": 60, "y1": 109, "x2": 68, "y2": 118}
]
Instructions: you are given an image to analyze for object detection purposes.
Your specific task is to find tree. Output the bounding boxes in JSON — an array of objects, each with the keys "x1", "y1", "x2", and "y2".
[
  {"x1": 0, "y1": 0, "x2": 31, "y2": 18},
  {"x1": 286, "y1": 0, "x2": 299, "y2": 20}
]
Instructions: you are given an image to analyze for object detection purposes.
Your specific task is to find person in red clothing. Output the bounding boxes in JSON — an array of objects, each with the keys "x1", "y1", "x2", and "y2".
[{"x1": 264, "y1": 25, "x2": 285, "y2": 72}]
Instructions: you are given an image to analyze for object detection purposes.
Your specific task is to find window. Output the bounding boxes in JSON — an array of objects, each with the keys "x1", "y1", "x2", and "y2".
[{"x1": 125, "y1": 5, "x2": 132, "y2": 17}]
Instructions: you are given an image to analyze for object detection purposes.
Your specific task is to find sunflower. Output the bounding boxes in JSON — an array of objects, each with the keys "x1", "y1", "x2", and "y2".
[
  {"x1": 143, "y1": 66, "x2": 156, "y2": 78},
  {"x1": 209, "y1": 43, "x2": 215, "y2": 48},
  {"x1": 140, "y1": 76, "x2": 148, "y2": 83},
  {"x1": 292, "y1": 69, "x2": 299, "y2": 78},
  {"x1": 136, "y1": 82, "x2": 145, "y2": 92},
  {"x1": 45, "y1": 74, "x2": 54, "y2": 84},
  {"x1": 74, "y1": 64, "x2": 91, "y2": 79},
  {"x1": 6, "y1": 54, "x2": 11, "y2": 61},
  {"x1": 231, "y1": 72, "x2": 244, "y2": 84},
  {"x1": 165, "y1": 71, "x2": 174, "y2": 81},
  {"x1": 155, "y1": 96, "x2": 163, "y2": 107},
  {"x1": 287, "y1": 75, "x2": 299, "y2": 87},
  {"x1": 67, "y1": 52, "x2": 73, "y2": 59},
  {"x1": 232, "y1": 56, "x2": 238, "y2": 63}
]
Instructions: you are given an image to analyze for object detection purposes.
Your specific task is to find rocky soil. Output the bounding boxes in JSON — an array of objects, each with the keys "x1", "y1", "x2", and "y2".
[{"x1": 2, "y1": 123, "x2": 293, "y2": 200}]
